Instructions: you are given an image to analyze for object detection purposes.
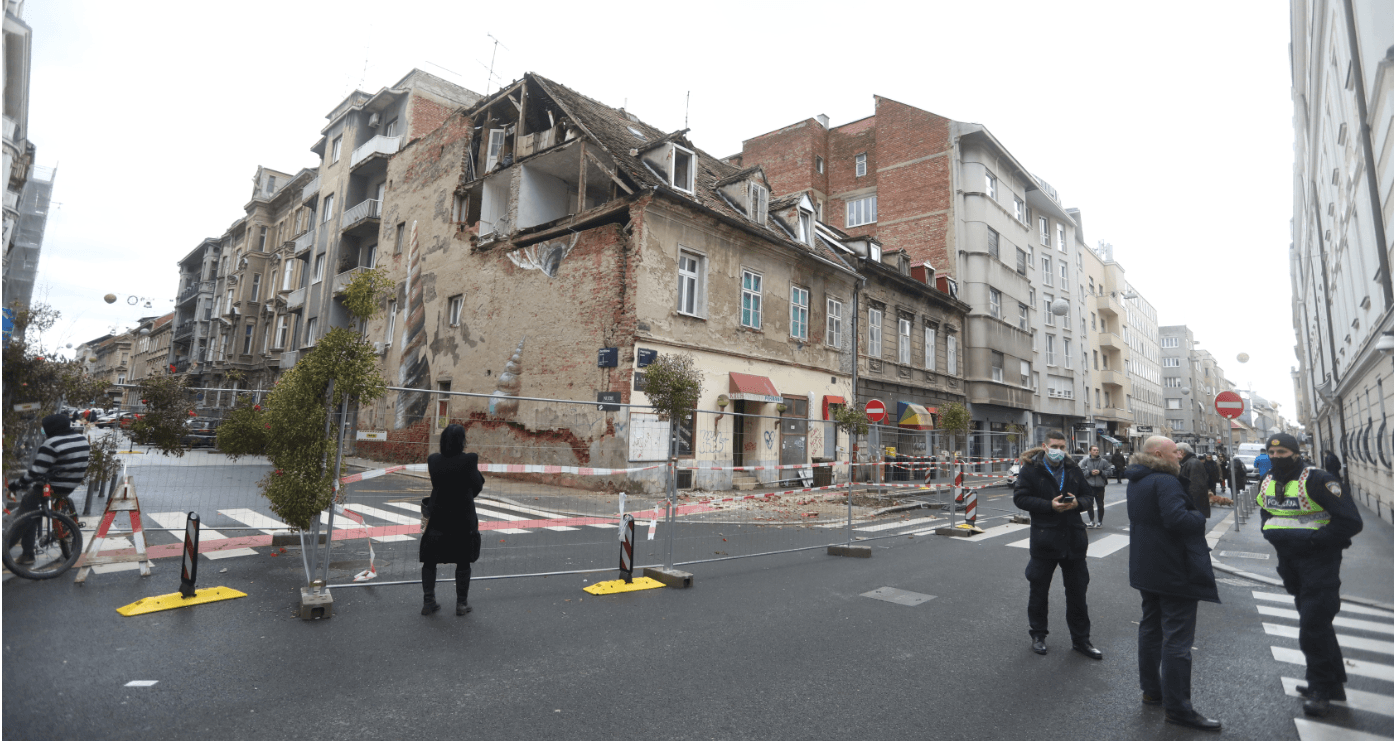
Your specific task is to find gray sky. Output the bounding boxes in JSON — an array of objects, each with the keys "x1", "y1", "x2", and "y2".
[{"x1": 26, "y1": 1, "x2": 1298, "y2": 420}]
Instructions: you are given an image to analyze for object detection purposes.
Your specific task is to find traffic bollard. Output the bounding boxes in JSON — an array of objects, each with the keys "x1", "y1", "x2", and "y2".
[
  {"x1": 179, "y1": 512, "x2": 200, "y2": 598},
  {"x1": 619, "y1": 514, "x2": 635, "y2": 584}
]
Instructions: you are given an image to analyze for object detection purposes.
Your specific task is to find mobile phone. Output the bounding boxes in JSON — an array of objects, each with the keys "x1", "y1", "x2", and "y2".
[{"x1": 1060, "y1": 494, "x2": 1075, "y2": 503}]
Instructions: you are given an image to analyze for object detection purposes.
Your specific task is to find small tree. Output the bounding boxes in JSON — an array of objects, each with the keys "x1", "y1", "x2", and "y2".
[
  {"x1": 937, "y1": 402, "x2": 971, "y2": 456},
  {"x1": 641, "y1": 353, "x2": 703, "y2": 460},
  {"x1": 831, "y1": 403, "x2": 870, "y2": 483},
  {"x1": 130, "y1": 374, "x2": 196, "y2": 456}
]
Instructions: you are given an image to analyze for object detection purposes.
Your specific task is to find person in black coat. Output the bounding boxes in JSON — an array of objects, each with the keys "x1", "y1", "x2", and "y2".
[
  {"x1": 1012, "y1": 430, "x2": 1100, "y2": 659},
  {"x1": 419, "y1": 424, "x2": 485, "y2": 616},
  {"x1": 1110, "y1": 449, "x2": 1128, "y2": 484},
  {"x1": 1322, "y1": 449, "x2": 1343, "y2": 479},
  {"x1": 1125, "y1": 436, "x2": 1222, "y2": 731},
  {"x1": 1202, "y1": 455, "x2": 1220, "y2": 497}
]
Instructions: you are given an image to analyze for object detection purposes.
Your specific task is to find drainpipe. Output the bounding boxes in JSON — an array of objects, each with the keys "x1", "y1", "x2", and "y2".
[{"x1": 1341, "y1": 0, "x2": 1394, "y2": 310}]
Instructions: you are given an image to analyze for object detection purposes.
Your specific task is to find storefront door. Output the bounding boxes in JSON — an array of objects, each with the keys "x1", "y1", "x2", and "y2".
[
  {"x1": 780, "y1": 396, "x2": 809, "y2": 466},
  {"x1": 732, "y1": 400, "x2": 747, "y2": 467}
]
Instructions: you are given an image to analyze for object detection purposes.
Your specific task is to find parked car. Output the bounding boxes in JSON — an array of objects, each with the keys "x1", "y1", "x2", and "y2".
[
  {"x1": 95, "y1": 411, "x2": 120, "y2": 428},
  {"x1": 117, "y1": 412, "x2": 145, "y2": 430},
  {"x1": 181, "y1": 418, "x2": 220, "y2": 449}
]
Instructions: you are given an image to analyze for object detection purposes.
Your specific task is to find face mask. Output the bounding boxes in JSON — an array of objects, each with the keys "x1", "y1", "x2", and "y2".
[
  {"x1": 1045, "y1": 448, "x2": 1066, "y2": 464},
  {"x1": 1272, "y1": 456, "x2": 1302, "y2": 477}
]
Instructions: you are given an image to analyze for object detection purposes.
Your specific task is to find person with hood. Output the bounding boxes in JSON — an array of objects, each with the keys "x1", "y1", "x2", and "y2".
[
  {"x1": 1125, "y1": 435, "x2": 1222, "y2": 731},
  {"x1": 6, "y1": 414, "x2": 91, "y2": 566},
  {"x1": 1012, "y1": 430, "x2": 1100, "y2": 660},
  {"x1": 1081, "y1": 445, "x2": 1110, "y2": 529},
  {"x1": 419, "y1": 424, "x2": 485, "y2": 616},
  {"x1": 1322, "y1": 449, "x2": 1343, "y2": 479},
  {"x1": 1177, "y1": 443, "x2": 1211, "y2": 519},
  {"x1": 1111, "y1": 448, "x2": 1128, "y2": 484},
  {"x1": 1256, "y1": 433, "x2": 1363, "y2": 717},
  {"x1": 1230, "y1": 456, "x2": 1247, "y2": 495},
  {"x1": 1202, "y1": 454, "x2": 1221, "y2": 497}
]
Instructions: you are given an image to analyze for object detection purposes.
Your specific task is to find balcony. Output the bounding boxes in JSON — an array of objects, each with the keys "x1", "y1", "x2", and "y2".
[
  {"x1": 2, "y1": 116, "x2": 15, "y2": 143},
  {"x1": 1097, "y1": 369, "x2": 1128, "y2": 387},
  {"x1": 279, "y1": 349, "x2": 298, "y2": 369},
  {"x1": 291, "y1": 228, "x2": 316, "y2": 259},
  {"x1": 173, "y1": 322, "x2": 196, "y2": 341},
  {"x1": 285, "y1": 287, "x2": 306, "y2": 310},
  {"x1": 176, "y1": 280, "x2": 213, "y2": 305},
  {"x1": 3, "y1": 191, "x2": 16, "y2": 212},
  {"x1": 172, "y1": 359, "x2": 191, "y2": 374},
  {"x1": 1095, "y1": 293, "x2": 1121, "y2": 317},
  {"x1": 350, "y1": 135, "x2": 401, "y2": 169},
  {"x1": 302, "y1": 175, "x2": 320, "y2": 204},
  {"x1": 1095, "y1": 407, "x2": 1131, "y2": 424},
  {"x1": 1098, "y1": 332, "x2": 1124, "y2": 350},
  {"x1": 333, "y1": 266, "x2": 369, "y2": 295},
  {"x1": 340, "y1": 199, "x2": 381, "y2": 237}
]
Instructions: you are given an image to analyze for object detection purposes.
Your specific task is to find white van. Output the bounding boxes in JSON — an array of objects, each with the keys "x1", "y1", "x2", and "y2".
[{"x1": 1234, "y1": 442, "x2": 1266, "y2": 480}]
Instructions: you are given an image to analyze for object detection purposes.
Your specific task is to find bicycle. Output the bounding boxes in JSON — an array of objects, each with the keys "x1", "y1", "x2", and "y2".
[{"x1": 3, "y1": 480, "x2": 84, "y2": 580}]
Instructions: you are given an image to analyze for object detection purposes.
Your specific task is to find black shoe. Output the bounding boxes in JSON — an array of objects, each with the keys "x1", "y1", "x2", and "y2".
[
  {"x1": 1141, "y1": 693, "x2": 1163, "y2": 706},
  {"x1": 14, "y1": 554, "x2": 34, "y2": 566},
  {"x1": 1031, "y1": 638, "x2": 1047, "y2": 655},
  {"x1": 1164, "y1": 710, "x2": 1222, "y2": 731},
  {"x1": 1297, "y1": 684, "x2": 1345, "y2": 702},
  {"x1": 1072, "y1": 641, "x2": 1103, "y2": 660},
  {"x1": 1302, "y1": 697, "x2": 1333, "y2": 717},
  {"x1": 456, "y1": 602, "x2": 472, "y2": 616},
  {"x1": 421, "y1": 600, "x2": 440, "y2": 616}
]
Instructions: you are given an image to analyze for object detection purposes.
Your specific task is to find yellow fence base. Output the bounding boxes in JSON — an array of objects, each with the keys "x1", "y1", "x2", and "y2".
[
  {"x1": 583, "y1": 577, "x2": 666, "y2": 595},
  {"x1": 116, "y1": 587, "x2": 247, "y2": 616}
]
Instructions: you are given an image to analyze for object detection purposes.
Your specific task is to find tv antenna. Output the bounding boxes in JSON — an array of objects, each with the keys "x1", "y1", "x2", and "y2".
[
  {"x1": 685, "y1": 90, "x2": 690, "y2": 129},
  {"x1": 481, "y1": 33, "x2": 509, "y2": 96}
]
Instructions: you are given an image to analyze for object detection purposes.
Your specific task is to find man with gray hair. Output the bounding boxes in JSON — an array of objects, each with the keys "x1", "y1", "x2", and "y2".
[
  {"x1": 1125, "y1": 435, "x2": 1222, "y2": 731},
  {"x1": 1176, "y1": 442, "x2": 1211, "y2": 519}
]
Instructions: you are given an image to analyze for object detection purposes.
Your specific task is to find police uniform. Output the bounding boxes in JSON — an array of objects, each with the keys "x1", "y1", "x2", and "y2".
[{"x1": 1255, "y1": 434, "x2": 1363, "y2": 713}]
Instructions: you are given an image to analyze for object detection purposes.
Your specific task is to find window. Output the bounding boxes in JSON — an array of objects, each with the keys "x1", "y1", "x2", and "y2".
[
  {"x1": 1039, "y1": 217, "x2": 1050, "y2": 246},
  {"x1": 678, "y1": 251, "x2": 704, "y2": 316},
  {"x1": 1029, "y1": 287, "x2": 1035, "y2": 306},
  {"x1": 331, "y1": 136, "x2": 342, "y2": 163},
  {"x1": 1090, "y1": 312, "x2": 1096, "y2": 330},
  {"x1": 898, "y1": 317, "x2": 911, "y2": 363},
  {"x1": 991, "y1": 351, "x2": 1004, "y2": 382},
  {"x1": 1043, "y1": 293, "x2": 1055, "y2": 326},
  {"x1": 1018, "y1": 303, "x2": 1029, "y2": 330},
  {"x1": 946, "y1": 334, "x2": 957, "y2": 375},
  {"x1": 1060, "y1": 261, "x2": 1068, "y2": 282},
  {"x1": 250, "y1": 274, "x2": 261, "y2": 303},
  {"x1": 748, "y1": 182, "x2": 769, "y2": 224},
  {"x1": 395, "y1": 222, "x2": 406, "y2": 254},
  {"x1": 1166, "y1": 398, "x2": 1183, "y2": 409},
  {"x1": 984, "y1": 171, "x2": 998, "y2": 200},
  {"x1": 1164, "y1": 377, "x2": 1182, "y2": 388},
  {"x1": 1056, "y1": 224, "x2": 1066, "y2": 252},
  {"x1": 1064, "y1": 339, "x2": 1072, "y2": 369},
  {"x1": 1162, "y1": 337, "x2": 1180, "y2": 348},
  {"x1": 242, "y1": 322, "x2": 254, "y2": 354},
  {"x1": 282, "y1": 264, "x2": 295, "y2": 291},
  {"x1": 1021, "y1": 360, "x2": 1032, "y2": 386},
  {"x1": 312, "y1": 254, "x2": 325, "y2": 283},
  {"x1": 384, "y1": 300, "x2": 396, "y2": 347},
  {"x1": 117, "y1": 375, "x2": 125, "y2": 384},
  {"x1": 797, "y1": 210, "x2": 814, "y2": 244},
  {"x1": 826, "y1": 298, "x2": 843, "y2": 346},
  {"x1": 1088, "y1": 277, "x2": 1094, "y2": 293},
  {"x1": 275, "y1": 317, "x2": 288, "y2": 349},
  {"x1": 846, "y1": 195, "x2": 877, "y2": 227},
  {"x1": 869, "y1": 242, "x2": 882, "y2": 263},
  {"x1": 448, "y1": 295, "x2": 464, "y2": 326},
  {"x1": 1042, "y1": 257, "x2": 1052, "y2": 286},
  {"x1": 988, "y1": 288, "x2": 1001, "y2": 319},
  {"x1": 741, "y1": 271, "x2": 762, "y2": 328},
  {"x1": 1046, "y1": 334, "x2": 1057, "y2": 366},
  {"x1": 1016, "y1": 248, "x2": 1028, "y2": 275},
  {"x1": 322, "y1": 194, "x2": 335, "y2": 223},
  {"x1": 924, "y1": 326, "x2": 936, "y2": 370},
  {"x1": 224, "y1": 289, "x2": 233, "y2": 313},
  {"x1": 1163, "y1": 357, "x2": 1181, "y2": 368},
  {"x1": 384, "y1": 118, "x2": 398, "y2": 137},
  {"x1": 815, "y1": 156, "x2": 825, "y2": 174},
  {"x1": 1104, "y1": 390, "x2": 1112, "y2": 407},
  {"x1": 257, "y1": 226, "x2": 268, "y2": 252},
  {"x1": 266, "y1": 176, "x2": 276, "y2": 194},
  {"x1": 1013, "y1": 195, "x2": 1026, "y2": 222},
  {"x1": 791, "y1": 286, "x2": 810, "y2": 339},
  {"x1": 365, "y1": 244, "x2": 377, "y2": 269},
  {"x1": 1095, "y1": 388, "x2": 1101, "y2": 408},
  {"x1": 987, "y1": 228, "x2": 1000, "y2": 259},
  {"x1": 855, "y1": 153, "x2": 867, "y2": 177},
  {"x1": 868, "y1": 308, "x2": 883, "y2": 357},
  {"x1": 485, "y1": 129, "x2": 505, "y2": 171},
  {"x1": 671, "y1": 146, "x2": 695, "y2": 193}
]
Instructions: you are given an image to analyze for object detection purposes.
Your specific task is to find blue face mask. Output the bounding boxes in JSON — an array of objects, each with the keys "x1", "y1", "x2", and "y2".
[{"x1": 1045, "y1": 448, "x2": 1066, "y2": 464}]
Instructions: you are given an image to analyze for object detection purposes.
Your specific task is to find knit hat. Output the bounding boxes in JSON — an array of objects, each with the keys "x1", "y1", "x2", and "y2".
[{"x1": 1266, "y1": 433, "x2": 1301, "y2": 455}]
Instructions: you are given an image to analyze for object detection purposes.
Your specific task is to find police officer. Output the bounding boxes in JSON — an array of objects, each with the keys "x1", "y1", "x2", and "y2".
[{"x1": 1256, "y1": 433, "x2": 1363, "y2": 717}]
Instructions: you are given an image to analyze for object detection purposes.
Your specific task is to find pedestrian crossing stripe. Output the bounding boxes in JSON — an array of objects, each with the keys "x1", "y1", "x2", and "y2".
[
  {"x1": 1257, "y1": 605, "x2": 1396, "y2": 635},
  {"x1": 1252, "y1": 590, "x2": 1396, "y2": 619},
  {"x1": 1263, "y1": 623, "x2": 1395, "y2": 655},
  {"x1": 855, "y1": 516, "x2": 942, "y2": 533},
  {"x1": 1270, "y1": 646, "x2": 1393, "y2": 682},
  {"x1": 1293, "y1": 717, "x2": 1391, "y2": 741},
  {"x1": 1281, "y1": 678, "x2": 1393, "y2": 717}
]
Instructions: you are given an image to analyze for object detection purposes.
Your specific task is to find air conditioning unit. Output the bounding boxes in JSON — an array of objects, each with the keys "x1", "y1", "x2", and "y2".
[
  {"x1": 368, "y1": 113, "x2": 381, "y2": 128},
  {"x1": 373, "y1": 341, "x2": 386, "y2": 356}
]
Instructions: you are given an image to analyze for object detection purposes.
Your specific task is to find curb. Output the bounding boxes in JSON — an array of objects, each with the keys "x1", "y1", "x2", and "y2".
[{"x1": 1209, "y1": 558, "x2": 1395, "y2": 611}]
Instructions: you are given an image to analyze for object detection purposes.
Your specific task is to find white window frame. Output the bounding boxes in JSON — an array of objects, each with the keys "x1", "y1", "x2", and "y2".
[
  {"x1": 816, "y1": 156, "x2": 825, "y2": 174},
  {"x1": 846, "y1": 195, "x2": 877, "y2": 227},
  {"x1": 1060, "y1": 260, "x2": 1068, "y2": 282},
  {"x1": 868, "y1": 308, "x2": 883, "y2": 357},
  {"x1": 671, "y1": 145, "x2": 696, "y2": 193},
  {"x1": 826, "y1": 298, "x2": 843, "y2": 347},
  {"x1": 924, "y1": 326, "x2": 936, "y2": 370},
  {"x1": 1039, "y1": 216, "x2": 1050, "y2": 246},
  {"x1": 1018, "y1": 303, "x2": 1029, "y2": 330},
  {"x1": 989, "y1": 288, "x2": 1001, "y2": 319},
  {"x1": 677, "y1": 250, "x2": 705, "y2": 317},
  {"x1": 1056, "y1": 223, "x2": 1066, "y2": 252},
  {"x1": 322, "y1": 194, "x2": 335, "y2": 223},
  {"x1": 1064, "y1": 338, "x2": 1072, "y2": 369},
  {"x1": 946, "y1": 334, "x2": 957, "y2": 375},
  {"x1": 1046, "y1": 334, "x2": 1057, "y2": 366},
  {"x1": 282, "y1": 263, "x2": 295, "y2": 291},
  {"x1": 1042, "y1": 257, "x2": 1053, "y2": 286},
  {"x1": 855, "y1": 153, "x2": 867, "y2": 177},
  {"x1": 1163, "y1": 357, "x2": 1181, "y2": 368},
  {"x1": 748, "y1": 182, "x2": 769, "y2": 224},
  {"x1": 275, "y1": 316, "x2": 289, "y2": 350},
  {"x1": 250, "y1": 274, "x2": 261, "y2": 303},
  {"x1": 741, "y1": 270, "x2": 762, "y2": 329},
  {"x1": 991, "y1": 351, "x2": 1004, "y2": 383},
  {"x1": 303, "y1": 317, "x2": 318, "y2": 348},
  {"x1": 1162, "y1": 336, "x2": 1180, "y2": 348},
  {"x1": 898, "y1": 318, "x2": 911, "y2": 364},
  {"x1": 790, "y1": 286, "x2": 810, "y2": 340},
  {"x1": 448, "y1": 295, "x2": 464, "y2": 326},
  {"x1": 984, "y1": 171, "x2": 998, "y2": 200},
  {"x1": 312, "y1": 255, "x2": 325, "y2": 284},
  {"x1": 485, "y1": 128, "x2": 506, "y2": 171},
  {"x1": 331, "y1": 136, "x2": 342, "y2": 163},
  {"x1": 384, "y1": 300, "x2": 396, "y2": 347},
  {"x1": 1167, "y1": 398, "x2": 1183, "y2": 410},
  {"x1": 1013, "y1": 196, "x2": 1025, "y2": 222},
  {"x1": 797, "y1": 210, "x2": 814, "y2": 245}
]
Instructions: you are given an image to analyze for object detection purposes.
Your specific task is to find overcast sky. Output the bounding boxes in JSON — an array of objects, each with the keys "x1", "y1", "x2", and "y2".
[{"x1": 25, "y1": 1, "x2": 1298, "y2": 420}]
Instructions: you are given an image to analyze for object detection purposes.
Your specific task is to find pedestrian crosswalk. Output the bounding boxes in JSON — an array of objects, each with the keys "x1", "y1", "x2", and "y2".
[{"x1": 1250, "y1": 589, "x2": 1395, "y2": 740}]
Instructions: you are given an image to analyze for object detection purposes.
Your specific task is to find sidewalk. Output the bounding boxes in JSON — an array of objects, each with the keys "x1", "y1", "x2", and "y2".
[{"x1": 1209, "y1": 497, "x2": 1394, "y2": 609}]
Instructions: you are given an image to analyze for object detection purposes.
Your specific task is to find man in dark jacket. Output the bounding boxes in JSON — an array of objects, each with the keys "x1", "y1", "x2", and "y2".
[
  {"x1": 1012, "y1": 430, "x2": 1100, "y2": 660},
  {"x1": 1111, "y1": 449, "x2": 1128, "y2": 484},
  {"x1": 1125, "y1": 435, "x2": 1222, "y2": 731},
  {"x1": 1202, "y1": 455, "x2": 1220, "y2": 497},
  {"x1": 1081, "y1": 445, "x2": 1109, "y2": 529},
  {"x1": 1322, "y1": 449, "x2": 1343, "y2": 479},
  {"x1": 1257, "y1": 433, "x2": 1363, "y2": 717},
  {"x1": 1177, "y1": 443, "x2": 1211, "y2": 519},
  {"x1": 1230, "y1": 456, "x2": 1247, "y2": 496}
]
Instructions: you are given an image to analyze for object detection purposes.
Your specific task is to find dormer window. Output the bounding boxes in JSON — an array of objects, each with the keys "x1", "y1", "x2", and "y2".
[
  {"x1": 627, "y1": 126, "x2": 646, "y2": 140},
  {"x1": 671, "y1": 145, "x2": 696, "y2": 193},
  {"x1": 869, "y1": 242, "x2": 882, "y2": 263},
  {"x1": 748, "y1": 182, "x2": 769, "y2": 224},
  {"x1": 797, "y1": 209, "x2": 813, "y2": 245}
]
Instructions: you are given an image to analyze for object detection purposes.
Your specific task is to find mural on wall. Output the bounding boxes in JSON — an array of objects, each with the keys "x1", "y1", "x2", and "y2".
[
  {"x1": 506, "y1": 233, "x2": 578, "y2": 278},
  {"x1": 395, "y1": 220, "x2": 431, "y2": 428},
  {"x1": 489, "y1": 337, "x2": 526, "y2": 418}
]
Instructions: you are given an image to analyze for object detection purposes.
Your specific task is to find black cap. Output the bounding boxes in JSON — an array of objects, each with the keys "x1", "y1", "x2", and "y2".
[
  {"x1": 41, "y1": 413, "x2": 72, "y2": 437},
  {"x1": 1267, "y1": 433, "x2": 1301, "y2": 455}
]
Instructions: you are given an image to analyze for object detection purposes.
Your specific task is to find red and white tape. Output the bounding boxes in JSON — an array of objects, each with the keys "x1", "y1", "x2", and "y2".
[
  {"x1": 678, "y1": 461, "x2": 849, "y2": 472},
  {"x1": 340, "y1": 462, "x2": 665, "y2": 485}
]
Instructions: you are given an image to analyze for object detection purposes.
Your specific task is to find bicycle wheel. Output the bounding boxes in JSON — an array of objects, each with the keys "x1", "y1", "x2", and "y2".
[
  {"x1": 53, "y1": 496, "x2": 84, "y2": 529},
  {"x1": 3, "y1": 509, "x2": 83, "y2": 580}
]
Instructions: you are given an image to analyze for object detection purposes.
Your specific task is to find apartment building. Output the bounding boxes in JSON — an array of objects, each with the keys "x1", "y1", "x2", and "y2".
[
  {"x1": 1159, "y1": 324, "x2": 1233, "y2": 454},
  {"x1": 1094, "y1": 242, "x2": 1162, "y2": 450},
  {"x1": 121, "y1": 312, "x2": 174, "y2": 405},
  {"x1": 170, "y1": 239, "x2": 221, "y2": 387},
  {"x1": 0, "y1": 0, "x2": 35, "y2": 312},
  {"x1": 1289, "y1": 0, "x2": 1393, "y2": 521},
  {"x1": 734, "y1": 101, "x2": 1093, "y2": 448},
  {"x1": 359, "y1": 73, "x2": 867, "y2": 492},
  {"x1": 1076, "y1": 212, "x2": 1132, "y2": 450}
]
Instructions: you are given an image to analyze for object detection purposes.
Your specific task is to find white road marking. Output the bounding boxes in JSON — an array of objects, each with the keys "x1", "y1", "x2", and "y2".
[
  {"x1": 218, "y1": 509, "x2": 289, "y2": 535},
  {"x1": 1271, "y1": 646, "x2": 1393, "y2": 682},
  {"x1": 475, "y1": 506, "x2": 576, "y2": 533},
  {"x1": 855, "y1": 516, "x2": 942, "y2": 532},
  {"x1": 1086, "y1": 534, "x2": 1131, "y2": 559},
  {"x1": 1281, "y1": 677, "x2": 1393, "y2": 717},
  {"x1": 1264, "y1": 623, "x2": 1395, "y2": 655},
  {"x1": 1254, "y1": 591, "x2": 1396, "y2": 619},
  {"x1": 1258, "y1": 605, "x2": 1395, "y2": 634},
  {"x1": 946, "y1": 523, "x2": 1030, "y2": 543},
  {"x1": 1293, "y1": 717, "x2": 1390, "y2": 740},
  {"x1": 147, "y1": 512, "x2": 258, "y2": 560},
  {"x1": 124, "y1": 680, "x2": 158, "y2": 687}
]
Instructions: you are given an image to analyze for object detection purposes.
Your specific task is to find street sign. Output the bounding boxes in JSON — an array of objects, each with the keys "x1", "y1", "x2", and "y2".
[
  {"x1": 1214, "y1": 391, "x2": 1244, "y2": 420},
  {"x1": 356, "y1": 431, "x2": 388, "y2": 441},
  {"x1": 865, "y1": 399, "x2": 887, "y2": 424}
]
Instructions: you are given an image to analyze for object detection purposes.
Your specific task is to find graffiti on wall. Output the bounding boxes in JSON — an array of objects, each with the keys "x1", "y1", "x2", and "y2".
[
  {"x1": 396, "y1": 220, "x2": 431, "y2": 428},
  {"x1": 507, "y1": 233, "x2": 578, "y2": 278},
  {"x1": 488, "y1": 338, "x2": 526, "y2": 418}
]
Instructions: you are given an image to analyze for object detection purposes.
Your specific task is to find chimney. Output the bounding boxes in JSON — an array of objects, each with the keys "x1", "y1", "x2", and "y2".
[{"x1": 816, "y1": 113, "x2": 830, "y2": 129}]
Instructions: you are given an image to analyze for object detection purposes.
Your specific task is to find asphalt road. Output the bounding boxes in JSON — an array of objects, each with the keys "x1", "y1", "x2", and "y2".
[{"x1": 4, "y1": 481, "x2": 1391, "y2": 741}]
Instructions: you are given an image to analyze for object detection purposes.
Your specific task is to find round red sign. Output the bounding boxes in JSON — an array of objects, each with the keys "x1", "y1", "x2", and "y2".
[
  {"x1": 865, "y1": 399, "x2": 887, "y2": 424},
  {"x1": 1214, "y1": 391, "x2": 1244, "y2": 420}
]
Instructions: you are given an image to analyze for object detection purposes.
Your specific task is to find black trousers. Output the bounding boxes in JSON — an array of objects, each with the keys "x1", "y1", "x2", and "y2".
[
  {"x1": 1026, "y1": 556, "x2": 1091, "y2": 642},
  {"x1": 422, "y1": 562, "x2": 471, "y2": 604},
  {"x1": 15, "y1": 485, "x2": 74, "y2": 557},
  {"x1": 1089, "y1": 486, "x2": 1106, "y2": 523},
  {"x1": 1275, "y1": 547, "x2": 1346, "y2": 691},
  {"x1": 1137, "y1": 591, "x2": 1199, "y2": 715}
]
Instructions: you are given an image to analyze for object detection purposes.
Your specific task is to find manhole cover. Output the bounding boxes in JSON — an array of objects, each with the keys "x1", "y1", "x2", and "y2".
[
  {"x1": 862, "y1": 587, "x2": 935, "y2": 606},
  {"x1": 1218, "y1": 551, "x2": 1270, "y2": 560}
]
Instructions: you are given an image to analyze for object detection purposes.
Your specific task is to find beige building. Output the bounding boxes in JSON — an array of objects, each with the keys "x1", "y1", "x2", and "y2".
[
  {"x1": 1077, "y1": 222, "x2": 1131, "y2": 449},
  {"x1": 129, "y1": 312, "x2": 174, "y2": 397}
]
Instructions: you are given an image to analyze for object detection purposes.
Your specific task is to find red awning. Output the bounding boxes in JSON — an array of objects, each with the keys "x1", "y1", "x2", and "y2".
[
  {"x1": 729, "y1": 373, "x2": 781, "y2": 403},
  {"x1": 822, "y1": 395, "x2": 846, "y2": 420}
]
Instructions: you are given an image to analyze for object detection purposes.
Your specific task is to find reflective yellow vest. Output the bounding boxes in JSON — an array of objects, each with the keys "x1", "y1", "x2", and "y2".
[{"x1": 1256, "y1": 467, "x2": 1330, "y2": 531}]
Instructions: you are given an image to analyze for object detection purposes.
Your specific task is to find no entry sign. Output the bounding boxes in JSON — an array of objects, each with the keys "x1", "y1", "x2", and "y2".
[
  {"x1": 865, "y1": 399, "x2": 887, "y2": 424},
  {"x1": 1214, "y1": 391, "x2": 1244, "y2": 420}
]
